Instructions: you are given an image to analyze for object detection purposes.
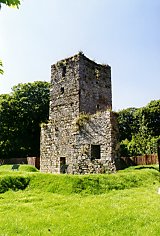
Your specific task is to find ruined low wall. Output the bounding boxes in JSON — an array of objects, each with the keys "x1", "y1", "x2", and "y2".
[
  {"x1": 71, "y1": 155, "x2": 116, "y2": 174},
  {"x1": 27, "y1": 157, "x2": 40, "y2": 170}
]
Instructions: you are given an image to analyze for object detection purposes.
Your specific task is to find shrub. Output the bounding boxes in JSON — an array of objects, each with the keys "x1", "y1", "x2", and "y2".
[
  {"x1": 0, "y1": 175, "x2": 30, "y2": 193},
  {"x1": 76, "y1": 113, "x2": 90, "y2": 130}
]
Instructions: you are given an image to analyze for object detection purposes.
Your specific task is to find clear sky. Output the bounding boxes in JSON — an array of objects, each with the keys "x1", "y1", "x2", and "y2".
[{"x1": 0, "y1": 0, "x2": 159, "y2": 110}]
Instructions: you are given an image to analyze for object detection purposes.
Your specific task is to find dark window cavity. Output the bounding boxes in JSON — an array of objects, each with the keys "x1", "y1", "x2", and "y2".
[
  {"x1": 61, "y1": 87, "x2": 64, "y2": 94},
  {"x1": 60, "y1": 157, "x2": 67, "y2": 174},
  {"x1": 96, "y1": 104, "x2": 100, "y2": 110},
  {"x1": 62, "y1": 66, "x2": 66, "y2": 77},
  {"x1": 91, "y1": 145, "x2": 101, "y2": 160}
]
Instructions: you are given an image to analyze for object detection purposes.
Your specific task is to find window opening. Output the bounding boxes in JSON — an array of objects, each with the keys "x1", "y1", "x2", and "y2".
[
  {"x1": 60, "y1": 157, "x2": 67, "y2": 174},
  {"x1": 61, "y1": 87, "x2": 64, "y2": 94},
  {"x1": 91, "y1": 145, "x2": 101, "y2": 160},
  {"x1": 62, "y1": 66, "x2": 66, "y2": 77}
]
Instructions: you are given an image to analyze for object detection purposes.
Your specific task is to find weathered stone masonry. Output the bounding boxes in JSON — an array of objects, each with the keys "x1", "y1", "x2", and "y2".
[{"x1": 40, "y1": 52, "x2": 119, "y2": 174}]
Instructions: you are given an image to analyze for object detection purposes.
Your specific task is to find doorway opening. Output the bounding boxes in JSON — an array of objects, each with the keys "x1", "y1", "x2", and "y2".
[{"x1": 60, "y1": 157, "x2": 67, "y2": 173}]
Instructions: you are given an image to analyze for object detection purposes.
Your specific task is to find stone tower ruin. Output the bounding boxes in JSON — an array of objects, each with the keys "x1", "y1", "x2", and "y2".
[{"x1": 40, "y1": 52, "x2": 118, "y2": 174}]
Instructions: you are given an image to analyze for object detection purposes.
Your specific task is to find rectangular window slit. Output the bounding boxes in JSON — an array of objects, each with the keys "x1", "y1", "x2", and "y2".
[
  {"x1": 62, "y1": 66, "x2": 66, "y2": 77},
  {"x1": 91, "y1": 145, "x2": 101, "y2": 160},
  {"x1": 60, "y1": 157, "x2": 67, "y2": 173},
  {"x1": 61, "y1": 87, "x2": 64, "y2": 94}
]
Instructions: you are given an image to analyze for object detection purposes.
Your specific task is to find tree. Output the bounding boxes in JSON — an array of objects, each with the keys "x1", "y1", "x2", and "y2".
[
  {"x1": 0, "y1": 0, "x2": 20, "y2": 8},
  {"x1": 143, "y1": 100, "x2": 160, "y2": 136},
  {"x1": 0, "y1": 60, "x2": 3, "y2": 75},
  {"x1": 118, "y1": 107, "x2": 138, "y2": 142},
  {"x1": 118, "y1": 100, "x2": 160, "y2": 157},
  {"x1": 0, "y1": 81, "x2": 50, "y2": 158}
]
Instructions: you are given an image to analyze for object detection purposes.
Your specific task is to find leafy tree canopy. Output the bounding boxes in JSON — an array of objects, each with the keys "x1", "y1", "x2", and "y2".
[
  {"x1": 0, "y1": 0, "x2": 20, "y2": 8},
  {"x1": 0, "y1": 81, "x2": 50, "y2": 159},
  {"x1": 118, "y1": 100, "x2": 160, "y2": 157}
]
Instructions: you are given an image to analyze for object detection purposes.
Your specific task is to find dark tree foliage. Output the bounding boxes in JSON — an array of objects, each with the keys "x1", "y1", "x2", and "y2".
[
  {"x1": 0, "y1": 81, "x2": 50, "y2": 158},
  {"x1": 118, "y1": 107, "x2": 138, "y2": 142},
  {"x1": 118, "y1": 100, "x2": 160, "y2": 157}
]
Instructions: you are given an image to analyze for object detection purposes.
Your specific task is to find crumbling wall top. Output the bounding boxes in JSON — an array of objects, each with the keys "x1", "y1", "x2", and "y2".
[{"x1": 51, "y1": 52, "x2": 111, "y2": 69}]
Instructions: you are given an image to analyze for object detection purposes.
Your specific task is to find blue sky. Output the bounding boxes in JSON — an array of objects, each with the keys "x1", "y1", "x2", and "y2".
[{"x1": 0, "y1": 0, "x2": 160, "y2": 110}]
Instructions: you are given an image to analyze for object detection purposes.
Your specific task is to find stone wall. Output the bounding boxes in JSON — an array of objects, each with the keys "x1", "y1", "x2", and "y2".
[
  {"x1": 79, "y1": 55, "x2": 112, "y2": 114},
  {"x1": 40, "y1": 52, "x2": 118, "y2": 174},
  {"x1": 49, "y1": 55, "x2": 80, "y2": 121},
  {"x1": 41, "y1": 110, "x2": 118, "y2": 174},
  {"x1": 27, "y1": 157, "x2": 40, "y2": 169},
  {"x1": 49, "y1": 53, "x2": 112, "y2": 120}
]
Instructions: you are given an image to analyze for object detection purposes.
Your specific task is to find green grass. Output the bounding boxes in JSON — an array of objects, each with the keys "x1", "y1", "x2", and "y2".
[
  {"x1": 28, "y1": 169, "x2": 160, "y2": 194},
  {"x1": 0, "y1": 164, "x2": 38, "y2": 173},
  {"x1": 1, "y1": 186, "x2": 160, "y2": 235},
  {"x1": 120, "y1": 164, "x2": 159, "y2": 172},
  {"x1": 0, "y1": 166, "x2": 160, "y2": 235},
  {"x1": 0, "y1": 167, "x2": 159, "y2": 194}
]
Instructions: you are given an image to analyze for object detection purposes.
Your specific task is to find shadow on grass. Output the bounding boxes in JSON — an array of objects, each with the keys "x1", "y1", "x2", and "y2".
[{"x1": 134, "y1": 166, "x2": 159, "y2": 172}]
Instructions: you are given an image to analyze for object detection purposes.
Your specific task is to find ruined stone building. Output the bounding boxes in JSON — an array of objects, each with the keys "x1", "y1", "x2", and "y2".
[{"x1": 40, "y1": 52, "x2": 118, "y2": 174}]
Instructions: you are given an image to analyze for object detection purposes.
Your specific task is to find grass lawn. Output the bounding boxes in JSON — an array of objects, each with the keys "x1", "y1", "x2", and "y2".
[{"x1": 0, "y1": 165, "x2": 160, "y2": 236}]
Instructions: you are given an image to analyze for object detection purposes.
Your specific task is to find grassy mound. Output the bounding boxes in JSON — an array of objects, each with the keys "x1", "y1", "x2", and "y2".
[
  {"x1": 0, "y1": 166, "x2": 160, "y2": 236},
  {"x1": 0, "y1": 164, "x2": 38, "y2": 172},
  {"x1": 28, "y1": 169, "x2": 159, "y2": 194},
  {"x1": 0, "y1": 167, "x2": 159, "y2": 194},
  {"x1": 19, "y1": 165, "x2": 39, "y2": 172}
]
